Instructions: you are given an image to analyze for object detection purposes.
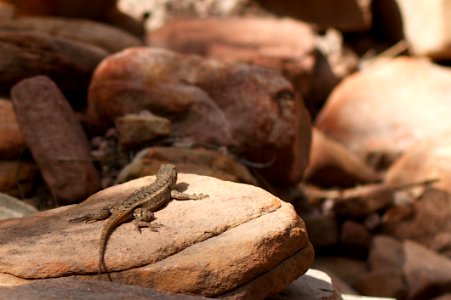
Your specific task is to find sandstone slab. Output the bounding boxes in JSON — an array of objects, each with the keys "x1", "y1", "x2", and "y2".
[
  {"x1": 0, "y1": 99, "x2": 24, "y2": 159},
  {"x1": 11, "y1": 76, "x2": 100, "y2": 203},
  {"x1": 88, "y1": 47, "x2": 311, "y2": 185},
  {"x1": 116, "y1": 146, "x2": 258, "y2": 186},
  {"x1": 0, "y1": 17, "x2": 141, "y2": 53},
  {"x1": 0, "y1": 173, "x2": 314, "y2": 299},
  {"x1": 316, "y1": 57, "x2": 451, "y2": 162}
]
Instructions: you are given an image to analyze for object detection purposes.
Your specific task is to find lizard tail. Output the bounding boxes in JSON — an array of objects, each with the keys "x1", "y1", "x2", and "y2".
[{"x1": 98, "y1": 215, "x2": 123, "y2": 280}]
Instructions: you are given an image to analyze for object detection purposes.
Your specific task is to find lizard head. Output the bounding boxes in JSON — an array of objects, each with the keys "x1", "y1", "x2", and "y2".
[{"x1": 157, "y1": 163, "x2": 177, "y2": 185}]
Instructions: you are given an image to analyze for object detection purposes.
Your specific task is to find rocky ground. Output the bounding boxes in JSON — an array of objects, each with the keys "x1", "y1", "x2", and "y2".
[{"x1": 0, "y1": 0, "x2": 451, "y2": 299}]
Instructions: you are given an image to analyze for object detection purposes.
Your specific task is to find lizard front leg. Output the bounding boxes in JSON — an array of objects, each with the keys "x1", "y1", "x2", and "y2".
[
  {"x1": 69, "y1": 207, "x2": 111, "y2": 223},
  {"x1": 171, "y1": 190, "x2": 208, "y2": 200},
  {"x1": 132, "y1": 207, "x2": 161, "y2": 233}
]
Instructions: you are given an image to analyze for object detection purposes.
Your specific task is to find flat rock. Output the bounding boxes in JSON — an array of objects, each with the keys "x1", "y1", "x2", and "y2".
[
  {"x1": 0, "y1": 278, "x2": 211, "y2": 300},
  {"x1": 117, "y1": 146, "x2": 258, "y2": 186},
  {"x1": 0, "y1": 29, "x2": 107, "y2": 94},
  {"x1": 0, "y1": 99, "x2": 24, "y2": 159},
  {"x1": 0, "y1": 17, "x2": 141, "y2": 53},
  {"x1": 11, "y1": 76, "x2": 100, "y2": 203},
  {"x1": 88, "y1": 47, "x2": 311, "y2": 185},
  {"x1": 0, "y1": 173, "x2": 314, "y2": 299},
  {"x1": 382, "y1": 188, "x2": 451, "y2": 257},
  {"x1": 316, "y1": 57, "x2": 451, "y2": 161}
]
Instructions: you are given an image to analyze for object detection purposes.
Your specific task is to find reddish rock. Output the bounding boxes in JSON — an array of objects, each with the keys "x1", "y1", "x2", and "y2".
[
  {"x1": 0, "y1": 99, "x2": 24, "y2": 159},
  {"x1": 11, "y1": 76, "x2": 100, "y2": 203},
  {"x1": 256, "y1": 0, "x2": 372, "y2": 31},
  {"x1": 0, "y1": 160, "x2": 39, "y2": 197},
  {"x1": 148, "y1": 17, "x2": 316, "y2": 100},
  {"x1": 117, "y1": 146, "x2": 258, "y2": 186},
  {"x1": 305, "y1": 128, "x2": 379, "y2": 187},
  {"x1": 340, "y1": 220, "x2": 371, "y2": 255},
  {"x1": 88, "y1": 47, "x2": 311, "y2": 185},
  {"x1": 385, "y1": 134, "x2": 451, "y2": 195},
  {"x1": 0, "y1": 174, "x2": 314, "y2": 299},
  {"x1": 0, "y1": 17, "x2": 141, "y2": 53},
  {"x1": 313, "y1": 256, "x2": 368, "y2": 288},
  {"x1": 0, "y1": 30, "x2": 107, "y2": 94},
  {"x1": 403, "y1": 240, "x2": 451, "y2": 300},
  {"x1": 0, "y1": 2, "x2": 14, "y2": 20},
  {"x1": 316, "y1": 57, "x2": 451, "y2": 162},
  {"x1": 382, "y1": 188, "x2": 451, "y2": 257}
]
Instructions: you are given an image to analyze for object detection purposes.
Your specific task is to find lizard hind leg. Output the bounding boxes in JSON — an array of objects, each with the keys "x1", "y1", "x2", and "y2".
[
  {"x1": 69, "y1": 208, "x2": 111, "y2": 223},
  {"x1": 133, "y1": 208, "x2": 161, "y2": 233}
]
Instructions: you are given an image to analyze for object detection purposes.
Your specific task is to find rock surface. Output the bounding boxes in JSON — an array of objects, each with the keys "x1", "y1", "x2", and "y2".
[
  {"x1": 316, "y1": 57, "x2": 451, "y2": 161},
  {"x1": 0, "y1": 278, "x2": 212, "y2": 300},
  {"x1": 0, "y1": 17, "x2": 141, "y2": 53},
  {"x1": 0, "y1": 29, "x2": 107, "y2": 94},
  {"x1": 0, "y1": 192, "x2": 37, "y2": 220},
  {"x1": 305, "y1": 128, "x2": 379, "y2": 187},
  {"x1": 0, "y1": 173, "x2": 314, "y2": 299},
  {"x1": 115, "y1": 111, "x2": 171, "y2": 149},
  {"x1": 11, "y1": 76, "x2": 100, "y2": 203},
  {"x1": 116, "y1": 146, "x2": 258, "y2": 186},
  {"x1": 256, "y1": 0, "x2": 372, "y2": 31},
  {"x1": 382, "y1": 188, "x2": 451, "y2": 257},
  {"x1": 0, "y1": 160, "x2": 39, "y2": 197},
  {"x1": 385, "y1": 134, "x2": 451, "y2": 195},
  {"x1": 0, "y1": 99, "x2": 24, "y2": 159},
  {"x1": 88, "y1": 47, "x2": 311, "y2": 185},
  {"x1": 395, "y1": 0, "x2": 451, "y2": 59}
]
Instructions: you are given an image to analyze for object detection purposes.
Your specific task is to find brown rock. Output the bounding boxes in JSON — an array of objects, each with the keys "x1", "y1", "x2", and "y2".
[
  {"x1": 355, "y1": 235, "x2": 406, "y2": 299},
  {"x1": 11, "y1": 76, "x2": 100, "y2": 203},
  {"x1": 340, "y1": 220, "x2": 371, "y2": 255},
  {"x1": 0, "y1": 1, "x2": 14, "y2": 20},
  {"x1": 305, "y1": 128, "x2": 379, "y2": 187},
  {"x1": 382, "y1": 188, "x2": 451, "y2": 257},
  {"x1": 403, "y1": 240, "x2": 451, "y2": 300},
  {"x1": 0, "y1": 160, "x2": 39, "y2": 197},
  {"x1": 0, "y1": 192, "x2": 37, "y2": 220},
  {"x1": 0, "y1": 17, "x2": 141, "y2": 53},
  {"x1": 313, "y1": 256, "x2": 368, "y2": 288},
  {"x1": 147, "y1": 17, "x2": 316, "y2": 100},
  {"x1": 115, "y1": 111, "x2": 171, "y2": 150},
  {"x1": 301, "y1": 211, "x2": 338, "y2": 248},
  {"x1": 88, "y1": 47, "x2": 311, "y2": 185},
  {"x1": 0, "y1": 174, "x2": 314, "y2": 299},
  {"x1": 0, "y1": 278, "x2": 210, "y2": 300},
  {"x1": 116, "y1": 146, "x2": 258, "y2": 186},
  {"x1": 316, "y1": 57, "x2": 451, "y2": 162},
  {"x1": 256, "y1": 0, "x2": 372, "y2": 31},
  {"x1": 385, "y1": 134, "x2": 451, "y2": 195},
  {"x1": 268, "y1": 269, "x2": 342, "y2": 300},
  {"x1": 0, "y1": 99, "x2": 24, "y2": 159},
  {"x1": 0, "y1": 30, "x2": 107, "y2": 94}
]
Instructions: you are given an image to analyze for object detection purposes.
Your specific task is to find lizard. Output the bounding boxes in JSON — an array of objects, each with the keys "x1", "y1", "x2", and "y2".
[{"x1": 69, "y1": 163, "x2": 208, "y2": 279}]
